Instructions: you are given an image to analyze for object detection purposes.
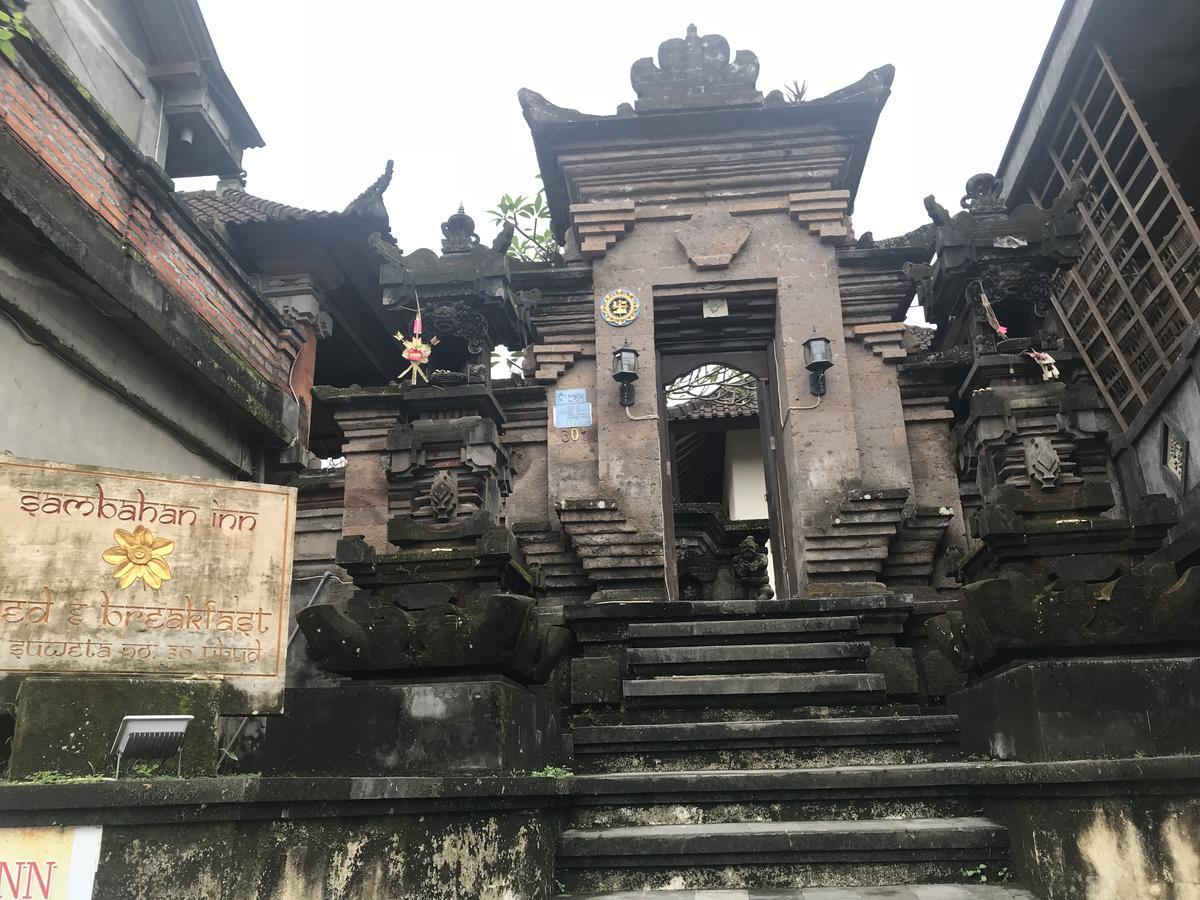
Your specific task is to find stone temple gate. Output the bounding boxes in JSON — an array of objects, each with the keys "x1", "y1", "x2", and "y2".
[{"x1": 4, "y1": 12, "x2": 1200, "y2": 900}]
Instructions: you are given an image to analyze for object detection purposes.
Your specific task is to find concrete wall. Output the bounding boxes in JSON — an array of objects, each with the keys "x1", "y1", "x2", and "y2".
[
  {"x1": 996, "y1": 795, "x2": 1200, "y2": 900},
  {"x1": 94, "y1": 807, "x2": 559, "y2": 900},
  {"x1": 723, "y1": 428, "x2": 767, "y2": 520},
  {"x1": 845, "y1": 340, "x2": 912, "y2": 494},
  {"x1": 25, "y1": 0, "x2": 167, "y2": 163},
  {"x1": 0, "y1": 248, "x2": 254, "y2": 478},
  {"x1": 1130, "y1": 361, "x2": 1200, "y2": 564}
]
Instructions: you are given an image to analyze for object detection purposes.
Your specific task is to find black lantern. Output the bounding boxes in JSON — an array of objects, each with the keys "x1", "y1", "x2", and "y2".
[
  {"x1": 802, "y1": 332, "x2": 834, "y2": 396},
  {"x1": 612, "y1": 344, "x2": 639, "y2": 407}
]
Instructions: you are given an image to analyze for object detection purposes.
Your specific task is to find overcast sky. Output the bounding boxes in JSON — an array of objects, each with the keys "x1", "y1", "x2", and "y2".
[{"x1": 188, "y1": 1, "x2": 1062, "y2": 257}]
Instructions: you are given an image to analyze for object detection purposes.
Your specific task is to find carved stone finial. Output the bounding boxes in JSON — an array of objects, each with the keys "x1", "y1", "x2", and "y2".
[
  {"x1": 343, "y1": 159, "x2": 393, "y2": 220},
  {"x1": 960, "y1": 173, "x2": 1006, "y2": 219},
  {"x1": 630, "y1": 25, "x2": 762, "y2": 111},
  {"x1": 441, "y1": 204, "x2": 481, "y2": 254}
]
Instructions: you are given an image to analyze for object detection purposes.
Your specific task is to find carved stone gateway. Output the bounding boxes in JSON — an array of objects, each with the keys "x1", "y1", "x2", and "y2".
[
  {"x1": 264, "y1": 210, "x2": 570, "y2": 775},
  {"x1": 299, "y1": 210, "x2": 569, "y2": 684},
  {"x1": 906, "y1": 177, "x2": 1187, "y2": 673}
]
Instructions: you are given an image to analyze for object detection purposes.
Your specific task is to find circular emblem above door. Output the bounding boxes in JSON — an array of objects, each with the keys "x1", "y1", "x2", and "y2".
[{"x1": 600, "y1": 288, "x2": 641, "y2": 326}]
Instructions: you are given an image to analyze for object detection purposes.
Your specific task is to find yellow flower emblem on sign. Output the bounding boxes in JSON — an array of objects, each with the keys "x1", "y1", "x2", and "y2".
[{"x1": 102, "y1": 525, "x2": 175, "y2": 590}]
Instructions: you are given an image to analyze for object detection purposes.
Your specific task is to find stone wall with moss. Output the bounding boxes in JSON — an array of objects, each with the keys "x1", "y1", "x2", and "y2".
[
  {"x1": 0, "y1": 776, "x2": 568, "y2": 900},
  {"x1": 95, "y1": 810, "x2": 558, "y2": 900},
  {"x1": 994, "y1": 795, "x2": 1200, "y2": 899}
]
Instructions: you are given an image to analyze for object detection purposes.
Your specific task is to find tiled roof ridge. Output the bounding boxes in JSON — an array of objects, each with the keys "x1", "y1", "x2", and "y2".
[{"x1": 178, "y1": 160, "x2": 393, "y2": 226}]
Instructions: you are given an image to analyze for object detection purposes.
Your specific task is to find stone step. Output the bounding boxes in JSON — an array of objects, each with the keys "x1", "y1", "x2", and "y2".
[
  {"x1": 521, "y1": 539, "x2": 570, "y2": 553},
  {"x1": 557, "y1": 887, "x2": 1038, "y2": 899},
  {"x1": 626, "y1": 642, "x2": 870, "y2": 675},
  {"x1": 628, "y1": 616, "x2": 860, "y2": 644},
  {"x1": 808, "y1": 561, "x2": 886, "y2": 575},
  {"x1": 560, "y1": 508, "x2": 628, "y2": 523},
  {"x1": 574, "y1": 714, "x2": 959, "y2": 755},
  {"x1": 608, "y1": 702, "x2": 937, "y2": 726},
  {"x1": 623, "y1": 672, "x2": 886, "y2": 706},
  {"x1": 557, "y1": 817, "x2": 1009, "y2": 892},
  {"x1": 805, "y1": 544, "x2": 891, "y2": 559},
  {"x1": 806, "y1": 524, "x2": 899, "y2": 539},
  {"x1": 574, "y1": 536, "x2": 663, "y2": 550},
  {"x1": 567, "y1": 594, "x2": 906, "y2": 623},
  {"x1": 585, "y1": 562, "x2": 666, "y2": 575},
  {"x1": 527, "y1": 551, "x2": 580, "y2": 566},
  {"x1": 571, "y1": 714, "x2": 960, "y2": 773},
  {"x1": 557, "y1": 522, "x2": 641, "y2": 535}
]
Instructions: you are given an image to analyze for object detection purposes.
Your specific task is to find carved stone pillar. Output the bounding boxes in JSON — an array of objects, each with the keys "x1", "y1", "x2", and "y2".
[{"x1": 261, "y1": 272, "x2": 334, "y2": 451}]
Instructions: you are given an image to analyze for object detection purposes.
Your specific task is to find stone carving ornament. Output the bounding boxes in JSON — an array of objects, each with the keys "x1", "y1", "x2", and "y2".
[
  {"x1": 441, "y1": 204, "x2": 481, "y2": 254},
  {"x1": 676, "y1": 209, "x2": 751, "y2": 270},
  {"x1": 428, "y1": 302, "x2": 490, "y2": 353},
  {"x1": 428, "y1": 471, "x2": 459, "y2": 521},
  {"x1": 960, "y1": 173, "x2": 1006, "y2": 219},
  {"x1": 630, "y1": 24, "x2": 761, "y2": 110},
  {"x1": 1024, "y1": 437, "x2": 1061, "y2": 489}
]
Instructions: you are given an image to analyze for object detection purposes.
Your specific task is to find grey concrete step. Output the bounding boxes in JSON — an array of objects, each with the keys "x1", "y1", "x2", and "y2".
[
  {"x1": 574, "y1": 715, "x2": 959, "y2": 755},
  {"x1": 556, "y1": 816, "x2": 1008, "y2": 868},
  {"x1": 626, "y1": 642, "x2": 871, "y2": 675},
  {"x1": 566, "y1": 594, "x2": 909, "y2": 624},
  {"x1": 627, "y1": 643, "x2": 871, "y2": 663},
  {"x1": 623, "y1": 673, "x2": 886, "y2": 706},
  {"x1": 627, "y1": 616, "x2": 860, "y2": 644},
  {"x1": 557, "y1": 887, "x2": 1040, "y2": 899}
]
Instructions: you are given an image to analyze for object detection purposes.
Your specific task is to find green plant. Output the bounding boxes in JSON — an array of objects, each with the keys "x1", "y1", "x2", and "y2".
[
  {"x1": 13, "y1": 770, "x2": 105, "y2": 785},
  {"x1": 0, "y1": 6, "x2": 31, "y2": 65},
  {"x1": 529, "y1": 765, "x2": 573, "y2": 778},
  {"x1": 963, "y1": 863, "x2": 1010, "y2": 884},
  {"x1": 488, "y1": 184, "x2": 560, "y2": 264}
]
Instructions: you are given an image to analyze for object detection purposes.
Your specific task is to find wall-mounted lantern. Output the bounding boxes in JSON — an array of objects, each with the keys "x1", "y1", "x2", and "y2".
[
  {"x1": 802, "y1": 332, "x2": 834, "y2": 396},
  {"x1": 612, "y1": 344, "x2": 640, "y2": 407}
]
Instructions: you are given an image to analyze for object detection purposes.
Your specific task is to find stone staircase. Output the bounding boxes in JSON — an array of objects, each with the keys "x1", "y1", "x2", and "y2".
[
  {"x1": 557, "y1": 499, "x2": 667, "y2": 598},
  {"x1": 557, "y1": 590, "x2": 1040, "y2": 899},
  {"x1": 804, "y1": 490, "x2": 909, "y2": 583},
  {"x1": 516, "y1": 522, "x2": 591, "y2": 612},
  {"x1": 882, "y1": 506, "x2": 955, "y2": 586},
  {"x1": 524, "y1": 291, "x2": 596, "y2": 383}
]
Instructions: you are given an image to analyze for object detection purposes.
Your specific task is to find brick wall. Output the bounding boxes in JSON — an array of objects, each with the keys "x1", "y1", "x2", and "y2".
[{"x1": 0, "y1": 53, "x2": 293, "y2": 393}]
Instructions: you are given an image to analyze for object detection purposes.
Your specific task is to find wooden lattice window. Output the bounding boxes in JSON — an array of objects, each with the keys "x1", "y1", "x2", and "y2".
[{"x1": 1030, "y1": 46, "x2": 1200, "y2": 429}]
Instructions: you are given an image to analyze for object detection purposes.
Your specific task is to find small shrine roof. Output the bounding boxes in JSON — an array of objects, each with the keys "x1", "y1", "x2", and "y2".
[{"x1": 179, "y1": 161, "x2": 392, "y2": 227}]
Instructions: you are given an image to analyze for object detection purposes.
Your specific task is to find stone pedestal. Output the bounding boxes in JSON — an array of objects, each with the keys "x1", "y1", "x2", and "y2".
[
  {"x1": 259, "y1": 679, "x2": 561, "y2": 775},
  {"x1": 951, "y1": 657, "x2": 1200, "y2": 761},
  {"x1": 8, "y1": 677, "x2": 221, "y2": 779}
]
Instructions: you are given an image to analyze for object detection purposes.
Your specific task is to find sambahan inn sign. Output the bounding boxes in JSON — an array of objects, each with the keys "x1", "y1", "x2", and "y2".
[{"x1": 0, "y1": 458, "x2": 296, "y2": 713}]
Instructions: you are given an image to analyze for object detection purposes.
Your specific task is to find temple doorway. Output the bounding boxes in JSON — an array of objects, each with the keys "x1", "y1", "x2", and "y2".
[{"x1": 662, "y1": 363, "x2": 777, "y2": 601}]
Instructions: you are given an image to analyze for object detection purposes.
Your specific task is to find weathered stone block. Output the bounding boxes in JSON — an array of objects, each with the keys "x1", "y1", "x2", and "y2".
[
  {"x1": 9, "y1": 676, "x2": 221, "y2": 779},
  {"x1": 865, "y1": 646, "x2": 919, "y2": 694},
  {"x1": 259, "y1": 680, "x2": 561, "y2": 775},
  {"x1": 919, "y1": 646, "x2": 966, "y2": 697},
  {"x1": 571, "y1": 655, "x2": 621, "y2": 704},
  {"x1": 951, "y1": 657, "x2": 1200, "y2": 761}
]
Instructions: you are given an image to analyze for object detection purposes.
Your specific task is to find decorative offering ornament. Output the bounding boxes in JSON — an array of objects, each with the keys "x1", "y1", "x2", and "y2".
[
  {"x1": 394, "y1": 299, "x2": 439, "y2": 385},
  {"x1": 600, "y1": 288, "x2": 641, "y2": 327}
]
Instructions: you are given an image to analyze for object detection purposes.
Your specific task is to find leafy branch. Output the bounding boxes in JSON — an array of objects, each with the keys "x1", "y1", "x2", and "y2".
[
  {"x1": 666, "y1": 365, "x2": 757, "y2": 410},
  {"x1": 490, "y1": 347, "x2": 525, "y2": 378},
  {"x1": 489, "y1": 184, "x2": 561, "y2": 264},
  {"x1": 0, "y1": 7, "x2": 32, "y2": 65}
]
